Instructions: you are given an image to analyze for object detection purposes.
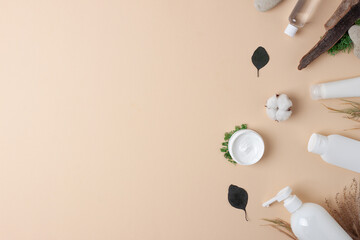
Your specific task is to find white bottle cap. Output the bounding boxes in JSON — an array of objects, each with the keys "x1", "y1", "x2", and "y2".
[
  {"x1": 310, "y1": 84, "x2": 325, "y2": 100},
  {"x1": 284, "y1": 195, "x2": 303, "y2": 213},
  {"x1": 263, "y1": 186, "x2": 302, "y2": 213},
  {"x1": 308, "y1": 133, "x2": 328, "y2": 155},
  {"x1": 284, "y1": 24, "x2": 298, "y2": 37}
]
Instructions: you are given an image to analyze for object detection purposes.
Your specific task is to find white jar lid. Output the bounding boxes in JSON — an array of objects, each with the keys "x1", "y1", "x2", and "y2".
[{"x1": 228, "y1": 129, "x2": 265, "y2": 165}]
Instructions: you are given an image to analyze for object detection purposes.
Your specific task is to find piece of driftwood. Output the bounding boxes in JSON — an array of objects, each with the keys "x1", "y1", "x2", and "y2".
[
  {"x1": 325, "y1": 0, "x2": 356, "y2": 30},
  {"x1": 298, "y1": 0, "x2": 360, "y2": 70}
]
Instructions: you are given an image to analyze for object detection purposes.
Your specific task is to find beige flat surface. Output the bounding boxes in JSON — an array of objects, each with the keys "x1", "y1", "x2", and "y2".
[{"x1": 1, "y1": 0, "x2": 360, "y2": 239}]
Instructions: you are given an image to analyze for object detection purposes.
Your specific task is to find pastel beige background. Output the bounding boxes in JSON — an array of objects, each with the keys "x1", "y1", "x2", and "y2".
[{"x1": 1, "y1": 0, "x2": 360, "y2": 239}]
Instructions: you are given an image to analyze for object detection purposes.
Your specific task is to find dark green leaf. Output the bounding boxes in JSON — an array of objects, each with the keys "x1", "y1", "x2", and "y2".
[
  {"x1": 228, "y1": 185, "x2": 248, "y2": 221},
  {"x1": 251, "y1": 46, "x2": 269, "y2": 77}
]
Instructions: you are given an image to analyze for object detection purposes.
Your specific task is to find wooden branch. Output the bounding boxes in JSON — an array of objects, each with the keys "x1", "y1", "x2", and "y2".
[
  {"x1": 324, "y1": 0, "x2": 356, "y2": 30},
  {"x1": 298, "y1": 0, "x2": 360, "y2": 70}
]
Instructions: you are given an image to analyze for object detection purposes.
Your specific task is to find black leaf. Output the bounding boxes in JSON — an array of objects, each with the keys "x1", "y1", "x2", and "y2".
[
  {"x1": 251, "y1": 46, "x2": 270, "y2": 77},
  {"x1": 228, "y1": 184, "x2": 248, "y2": 221}
]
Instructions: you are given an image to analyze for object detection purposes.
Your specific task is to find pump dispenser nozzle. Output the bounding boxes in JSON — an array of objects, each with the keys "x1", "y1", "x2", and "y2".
[{"x1": 263, "y1": 186, "x2": 303, "y2": 213}]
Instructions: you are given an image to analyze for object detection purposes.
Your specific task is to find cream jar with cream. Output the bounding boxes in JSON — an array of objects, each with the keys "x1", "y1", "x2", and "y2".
[{"x1": 228, "y1": 129, "x2": 265, "y2": 165}]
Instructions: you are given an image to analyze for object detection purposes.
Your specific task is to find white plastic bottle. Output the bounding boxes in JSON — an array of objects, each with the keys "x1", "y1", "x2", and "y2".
[
  {"x1": 311, "y1": 76, "x2": 360, "y2": 99},
  {"x1": 285, "y1": 0, "x2": 321, "y2": 37},
  {"x1": 308, "y1": 133, "x2": 360, "y2": 173},
  {"x1": 263, "y1": 186, "x2": 351, "y2": 240}
]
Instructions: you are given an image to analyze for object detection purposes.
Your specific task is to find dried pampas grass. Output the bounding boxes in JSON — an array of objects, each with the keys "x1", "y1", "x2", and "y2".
[
  {"x1": 324, "y1": 99, "x2": 360, "y2": 130},
  {"x1": 262, "y1": 218, "x2": 297, "y2": 239},
  {"x1": 326, "y1": 178, "x2": 360, "y2": 240},
  {"x1": 263, "y1": 179, "x2": 360, "y2": 240}
]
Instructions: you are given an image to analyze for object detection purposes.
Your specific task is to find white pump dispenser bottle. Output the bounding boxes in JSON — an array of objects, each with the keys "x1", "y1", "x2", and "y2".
[{"x1": 263, "y1": 187, "x2": 351, "y2": 240}]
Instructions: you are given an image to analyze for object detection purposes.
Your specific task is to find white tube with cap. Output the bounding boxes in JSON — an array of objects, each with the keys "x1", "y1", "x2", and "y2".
[
  {"x1": 263, "y1": 187, "x2": 351, "y2": 240},
  {"x1": 308, "y1": 133, "x2": 360, "y2": 173},
  {"x1": 311, "y1": 76, "x2": 360, "y2": 100}
]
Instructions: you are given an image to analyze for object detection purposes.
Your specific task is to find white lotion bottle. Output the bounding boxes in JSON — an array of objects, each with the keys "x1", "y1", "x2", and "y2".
[
  {"x1": 285, "y1": 0, "x2": 321, "y2": 37},
  {"x1": 311, "y1": 76, "x2": 360, "y2": 99},
  {"x1": 263, "y1": 187, "x2": 351, "y2": 240},
  {"x1": 308, "y1": 133, "x2": 360, "y2": 173}
]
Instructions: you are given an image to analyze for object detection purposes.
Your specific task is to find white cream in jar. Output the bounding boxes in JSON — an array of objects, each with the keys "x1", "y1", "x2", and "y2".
[{"x1": 228, "y1": 129, "x2": 265, "y2": 165}]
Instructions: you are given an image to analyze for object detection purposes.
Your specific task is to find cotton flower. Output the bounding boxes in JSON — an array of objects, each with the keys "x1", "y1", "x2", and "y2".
[{"x1": 265, "y1": 94, "x2": 293, "y2": 121}]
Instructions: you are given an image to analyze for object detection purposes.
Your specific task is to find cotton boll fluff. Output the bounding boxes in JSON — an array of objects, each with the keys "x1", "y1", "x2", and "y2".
[
  {"x1": 266, "y1": 95, "x2": 278, "y2": 109},
  {"x1": 265, "y1": 94, "x2": 293, "y2": 121},
  {"x1": 276, "y1": 110, "x2": 292, "y2": 121},
  {"x1": 277, "y1": 94, "x2": 292, "y2": 110},
  {"x1": 266, "y1": 108, "x2": 277, "y2": 120}
]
